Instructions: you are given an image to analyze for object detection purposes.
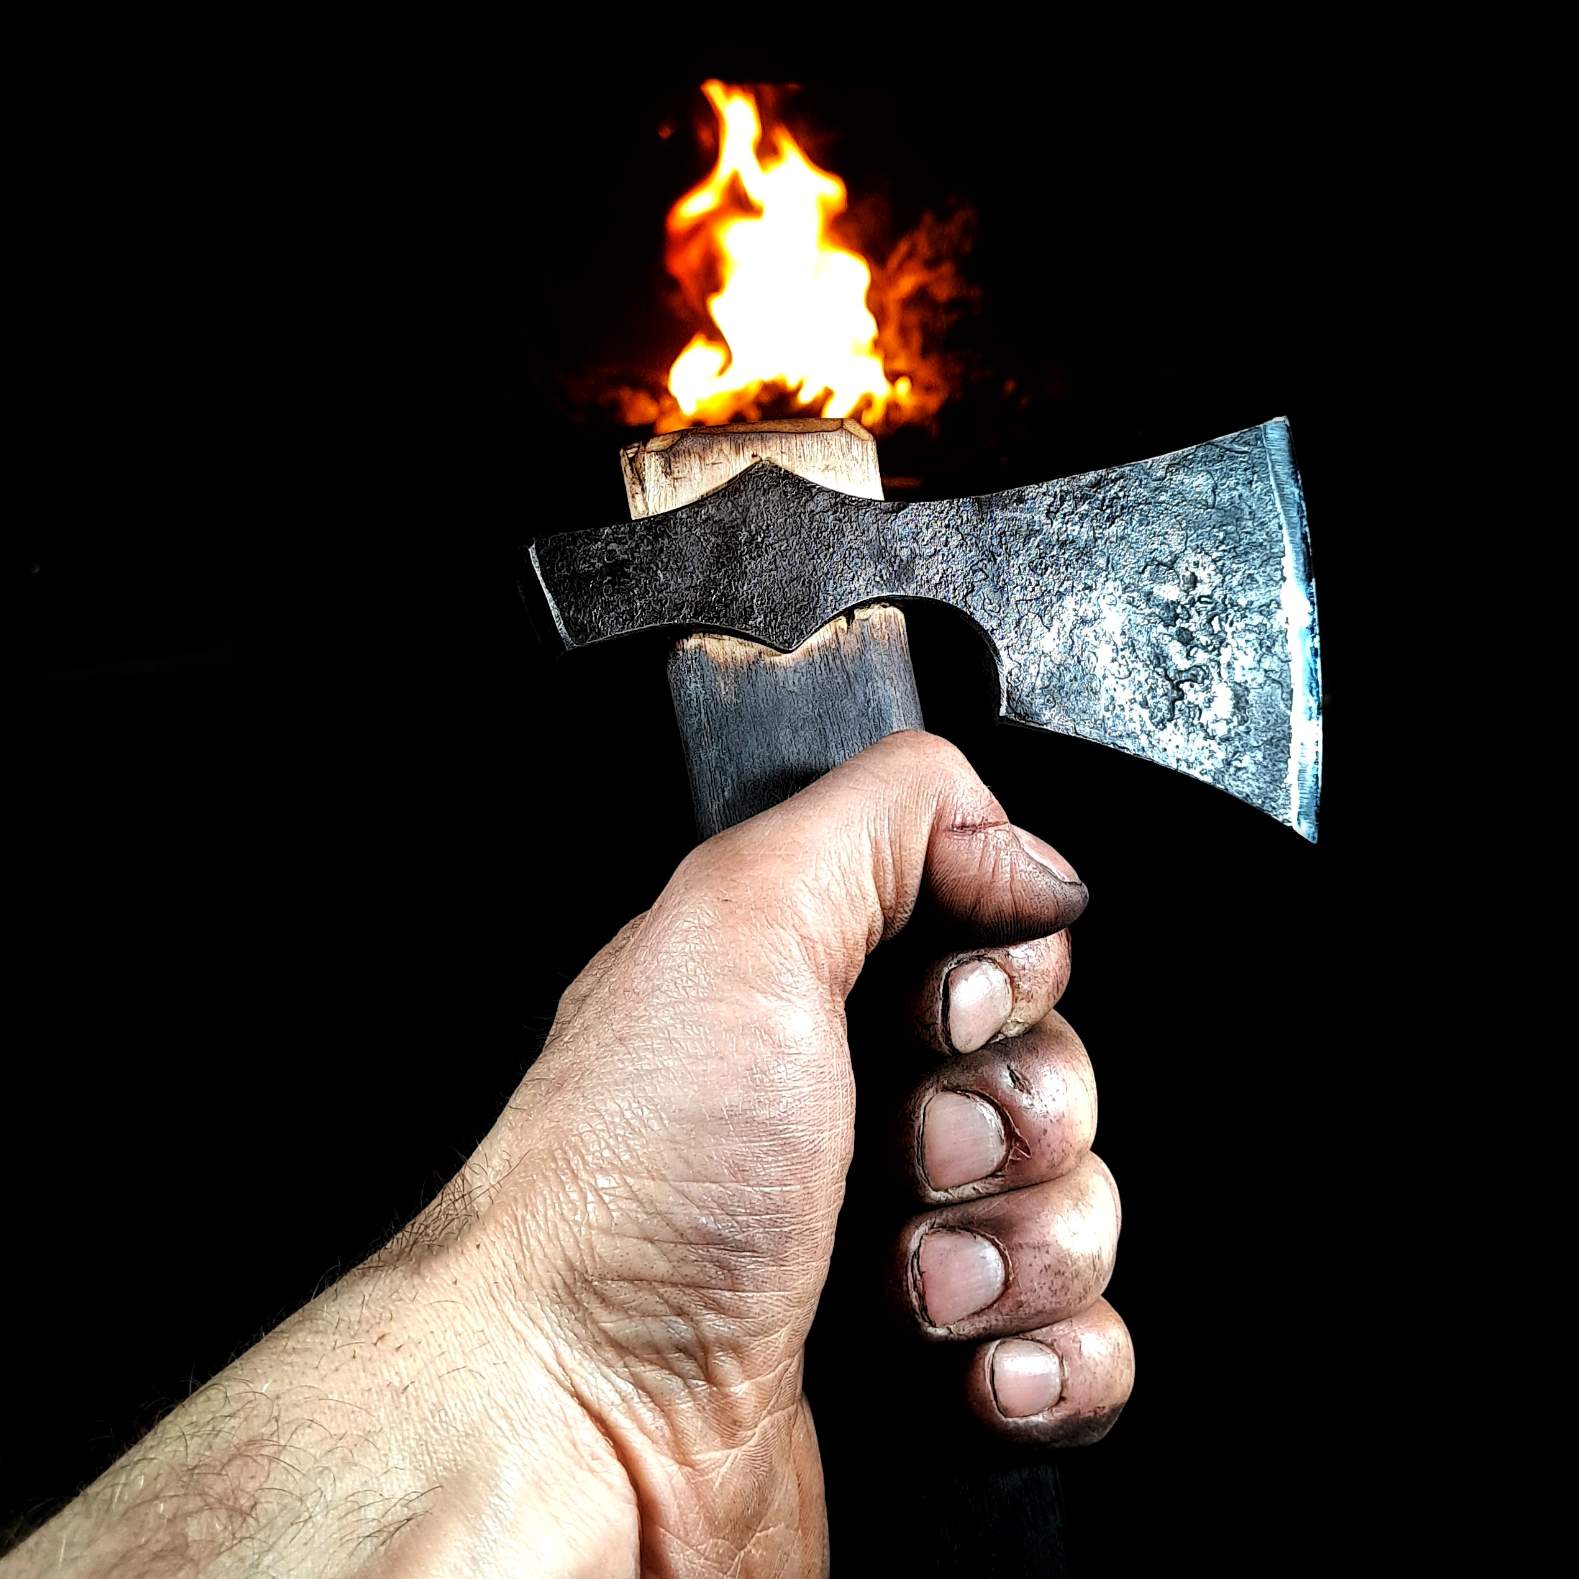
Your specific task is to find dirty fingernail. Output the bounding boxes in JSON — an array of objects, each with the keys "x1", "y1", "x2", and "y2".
[
  {"x1": 991, "y1": 1339, "x2": 1065, "y2": 1417},
  {"x1": 946, "y1": 959, "x2": 1013, "y2": 1053},
  {"x1": 1015, "y1": 826, "x2": 1081, "y2": 885},
  {"x1": 923, "y1": 1091, "x2": 1008, "y2": 1188},
  {"x1": 918, "y1": 1230, "x2": 1007, "y2": 1327}
]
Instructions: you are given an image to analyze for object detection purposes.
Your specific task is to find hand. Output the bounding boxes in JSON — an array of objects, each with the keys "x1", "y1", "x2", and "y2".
[{"x1": 5, "y1": 732, "x2": 1131, "y2": 1579}]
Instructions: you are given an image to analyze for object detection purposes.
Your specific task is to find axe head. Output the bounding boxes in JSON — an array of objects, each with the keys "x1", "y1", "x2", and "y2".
[{"x1": 529, "y1": 419, "x2": 1322, "y2": 841}]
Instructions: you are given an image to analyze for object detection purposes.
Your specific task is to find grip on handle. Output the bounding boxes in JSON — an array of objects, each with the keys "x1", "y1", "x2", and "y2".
[
  {"x1": 628, "y1": 420, "x2": 1069, "y2": 1577},
  {"x1": 668, "y1": 605, "x2": 923, "y2": 839}
]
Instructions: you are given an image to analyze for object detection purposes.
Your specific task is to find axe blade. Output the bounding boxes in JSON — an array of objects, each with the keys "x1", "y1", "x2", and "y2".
[{"x1": 530, "y1": 419, "x2": 1322, "y2": 841}]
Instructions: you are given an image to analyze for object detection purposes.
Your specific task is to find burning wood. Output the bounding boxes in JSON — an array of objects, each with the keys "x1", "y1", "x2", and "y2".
[
  {"x1": 662, "y1": 81, "x2": 910, "y2": 429},
  {"x1": 611, "y1": 83, "x2": 973, "y2": 435}
]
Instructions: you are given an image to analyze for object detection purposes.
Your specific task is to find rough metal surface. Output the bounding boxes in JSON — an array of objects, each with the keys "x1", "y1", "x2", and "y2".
[{"x1": 529, "y1": 419, "x2": 1322, "y2": 840}]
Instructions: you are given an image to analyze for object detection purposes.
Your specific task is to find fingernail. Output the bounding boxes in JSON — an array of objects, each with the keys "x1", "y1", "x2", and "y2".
[
  {"x1": 922, "y1": 1091, "x2": 1009, "y2": 1188},
  {"x1": 1015, "y1": 826, "x2": 1081, "y2": 885},
  {"x1": 991, "y1": 1339, "x2": 1065, "y2": 1418},
  {"x1": 918, "y1": 1229, "x2": 1007, "y2": 1326},
  {"x1": 945, "y1": 959, "x2": 1013, "y2": 1053}
]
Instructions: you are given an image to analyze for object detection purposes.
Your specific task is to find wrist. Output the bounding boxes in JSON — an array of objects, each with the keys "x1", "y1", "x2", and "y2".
[
  {"x1": 485, "y1": 1190, "x2": 828, "y2": 1579},
  {"x1": 2, "y1": 1239, "x2": 639, "y2": 1579},
  {"x1": 336, "y1": 1236, "x2": 643, "y2": 1578}
]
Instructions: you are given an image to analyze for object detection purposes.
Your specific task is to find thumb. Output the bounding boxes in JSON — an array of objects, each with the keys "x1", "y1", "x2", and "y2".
[{"x1": 667, "y1": 730, "x2": 1087, "y2": 999}]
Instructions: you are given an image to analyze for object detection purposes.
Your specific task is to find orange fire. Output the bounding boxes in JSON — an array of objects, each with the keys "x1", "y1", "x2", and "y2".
[{"x1": 661, "y1": 83, "x2": 915, "y2": 430}]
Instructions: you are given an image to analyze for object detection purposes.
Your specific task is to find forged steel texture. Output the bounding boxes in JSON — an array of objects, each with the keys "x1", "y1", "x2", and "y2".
[{"x1": 530, "y1": 419, "x2": 1321, "y2": 840}]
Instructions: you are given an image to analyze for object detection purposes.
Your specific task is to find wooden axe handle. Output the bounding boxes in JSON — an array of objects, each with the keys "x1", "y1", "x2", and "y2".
[
  {"x1": 623, "y1": 419, "x2": 922, "y2": 838},
  {"x1": 621, "y1": 419, "x2": 1070, "y2": 1576}
]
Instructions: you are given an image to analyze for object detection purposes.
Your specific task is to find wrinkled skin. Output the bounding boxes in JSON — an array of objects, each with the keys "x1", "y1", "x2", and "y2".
[{"x1": 5, "y1": 732, "x2": 1131, "y2": 1579}]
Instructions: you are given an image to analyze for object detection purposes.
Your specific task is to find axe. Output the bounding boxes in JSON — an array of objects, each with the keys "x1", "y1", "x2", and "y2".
[{"x1": 522, "y1": 415, "x2": 1320, "y2": 1572}]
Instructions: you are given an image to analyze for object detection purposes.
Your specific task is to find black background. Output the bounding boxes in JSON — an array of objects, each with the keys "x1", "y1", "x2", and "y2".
[{"x1": 13, "y1": 49, "x2": 1406, "y2": 1574}]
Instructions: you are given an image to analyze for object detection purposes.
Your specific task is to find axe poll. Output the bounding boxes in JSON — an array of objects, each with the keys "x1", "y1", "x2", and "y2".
[{"x1": 521, "y1": 415, "x2": 1321, "y2": 1570}]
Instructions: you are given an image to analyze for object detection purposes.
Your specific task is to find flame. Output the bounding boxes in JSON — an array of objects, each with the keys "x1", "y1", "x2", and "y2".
[{"x1": 662, "y1": 83, "x2": 913, "y2": 429}]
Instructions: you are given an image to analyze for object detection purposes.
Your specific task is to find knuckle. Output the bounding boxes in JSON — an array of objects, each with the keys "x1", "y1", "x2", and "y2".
[
  {"x1": 1085, "y1": 1151, "x2": 1122, "y2": 1235},
  {"x1": 998, "y1": 934, "x2": 1071, "y2": 1025},
  {"x1": 1059, "y1": 1400, "x2": 1129, "y2": 1447},
  {"x1": 877, "y1": 727, "x2": 971, "y2": 777}
]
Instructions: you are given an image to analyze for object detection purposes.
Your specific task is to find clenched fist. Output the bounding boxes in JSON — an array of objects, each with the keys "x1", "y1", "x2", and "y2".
[{"x1": 5, "y1": 732, "x2": 1131, "y2": 1579}]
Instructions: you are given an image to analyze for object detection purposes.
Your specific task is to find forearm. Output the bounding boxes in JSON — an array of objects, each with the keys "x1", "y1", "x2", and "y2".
[{"x1": 3, "y1": 1242, "x2": 637, "y2": 1578}]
